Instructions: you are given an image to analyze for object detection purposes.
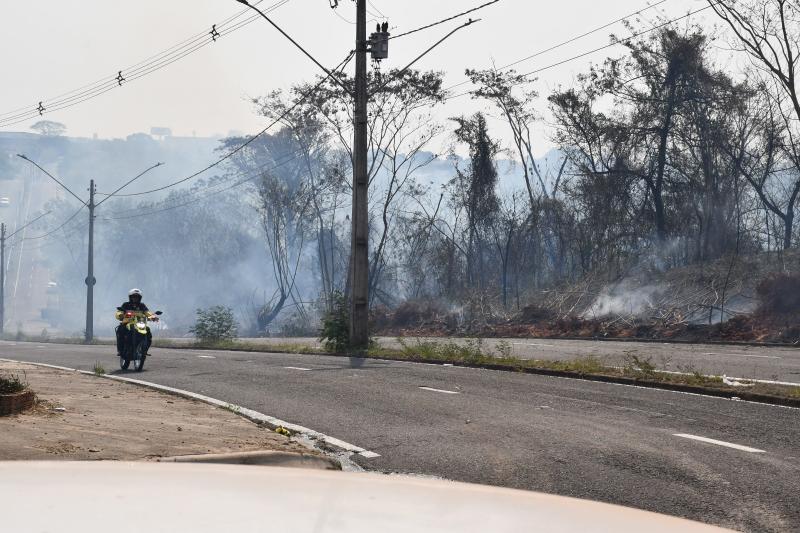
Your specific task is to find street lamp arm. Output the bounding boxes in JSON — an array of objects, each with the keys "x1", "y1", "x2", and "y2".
[
  {"x1": 95, "y1": 162, "x2": 164, "y2": 207},
  {"x1": 15, "y1": 154, "x2": 87, "y2": 206}
]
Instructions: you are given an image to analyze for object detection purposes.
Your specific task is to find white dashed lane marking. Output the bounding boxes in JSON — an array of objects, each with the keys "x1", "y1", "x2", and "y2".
[
  {"x1": 197, "y1": 355, "x2": 216, "y2": 359},
  {"x1": 419, "y1": 386, "x2": 460, "y2": 395},
  {"x1": 512, "y1": 342, "x2": 556, "y2": 347},
  {"x1": 284, "y1": 366, "x2": 312, "y2": 371},
  {"x1": 674, "y1": 434, "x2": 766, "y2": 453},
  {"x1": 702, "y1": 352, "x2": 780, "y2": 360}
]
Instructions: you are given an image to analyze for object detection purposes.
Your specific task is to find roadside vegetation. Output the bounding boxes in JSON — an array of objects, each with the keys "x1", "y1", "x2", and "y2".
[
  {"x1": 189, "y1": 306, "x2": 239, "y2": 343},
  {"x1": 92, "y1": 362, "x2": 106, "y2": 376},
  {"x1": 0, "y1": 373, "x2": 27, "y2": 394}
]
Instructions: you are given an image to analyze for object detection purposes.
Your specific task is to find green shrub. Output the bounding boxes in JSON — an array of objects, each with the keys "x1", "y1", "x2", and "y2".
[
  {"x1": 190, "y1": 306, "x2": 239, "y2": 342},
  {"x1": 320, "y1": 291, "x2": 349, "y2": 352},
  {"x1": 0, "y1": 373, "x2": 26, "y2": 394}
]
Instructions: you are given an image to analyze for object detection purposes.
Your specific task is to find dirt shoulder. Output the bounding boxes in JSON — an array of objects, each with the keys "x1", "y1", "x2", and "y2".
[{"x1": 0, "y1": 361, "x2": 318, "y2": 462}]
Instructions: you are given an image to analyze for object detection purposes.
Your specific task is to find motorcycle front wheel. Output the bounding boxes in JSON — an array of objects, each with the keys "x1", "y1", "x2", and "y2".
[
  {"x1": 133, "y1": 342, "x2": 145, "y2": 372},
  {"x1": 120, "y1": 355, "x2": 130, "y2": 370}
]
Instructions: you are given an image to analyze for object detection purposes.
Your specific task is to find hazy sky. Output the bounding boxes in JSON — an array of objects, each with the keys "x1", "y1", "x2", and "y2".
[{"x1": 1, "y1": 0, "x2": 717, "y2": 155}]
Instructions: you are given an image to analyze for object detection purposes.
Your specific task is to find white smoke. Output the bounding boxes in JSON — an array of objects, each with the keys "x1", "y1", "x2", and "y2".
[{"x1": 583, "y1": 281, "x2": 665, "y2": 318}]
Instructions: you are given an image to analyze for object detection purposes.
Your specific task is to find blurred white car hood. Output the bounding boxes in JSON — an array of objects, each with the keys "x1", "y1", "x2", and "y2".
[{"x1": 0, "y1": 461, "x2": 732, "y2": 532}]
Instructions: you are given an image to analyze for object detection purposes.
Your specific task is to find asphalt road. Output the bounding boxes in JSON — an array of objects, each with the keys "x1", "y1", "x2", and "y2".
[
  {"x1": 2, "y1": 341, "x2": 799, "y2": 532},
  {"x1": 169, "y1": 336, "x2": 800, "y2": 384}
]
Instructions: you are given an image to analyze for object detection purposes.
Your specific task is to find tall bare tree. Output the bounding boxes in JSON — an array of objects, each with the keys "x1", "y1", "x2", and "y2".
[{"x1": 709, "y1": 0, "x2": 800, "y2": 248}]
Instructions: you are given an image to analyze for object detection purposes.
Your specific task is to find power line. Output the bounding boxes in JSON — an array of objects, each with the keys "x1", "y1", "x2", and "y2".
[
  {"x1": 5, "y1": 211, "x2": 52, "y2": 240},
  {"x1": 389, "y1": 0, "x2": 500, "y2": 40},
  {"x1": 440, "y1": 0, "x2": 672, "y2": 94},
  {"x1": 0, "y1": 0, "x2": 289, "y2": 128},
  {"x1": 377, "y1": 19, "x2": 481, "y2": 94},
  {"x1": 97, "y1": 50, "x2": 355, "y2": 199},
  {"x1": 516, "y1": 4, "x2": 714, "y2": 80},
  {"x1": 101, "y1": 144, "x2": 308, "y2": 218},
  {"x1": 0, "y1": 1, "x2": 272, "y2": 121},
  {"x1": 21, "y1": 205, "x2": 85, "y2": 241},
  {"x1": 367, "y1": 1, "x2": 387, "y2": 19},
  {"x1": 332, "y1": 7, "x2": 379, "y2": 25},
  {"x1": 0, "y1": 0, "x2": 284, "y2": 122},
  {"x1": 497, "y1": 0, "x2": 669, "y2": 72},
  {"x1": 100, "y1": 150, "x2": 307, "y2": 221}
]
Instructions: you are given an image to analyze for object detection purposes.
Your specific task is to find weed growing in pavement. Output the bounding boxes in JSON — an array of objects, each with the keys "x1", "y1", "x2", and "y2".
[
  {"x1": 496, "y1": 340, "x2": 513, "y2": 358},
  {"x1": 92, "y1": 362, "x2": 106, "y2": 376},
  {"x1": 319, "y1": 290, "x2": 349, "y2": 353},
  {"x1": 223, "y1": 404, "x2": 241, "y2": 415},
  {"x1": 623, "y1": 355, "x2": 657, "y2": 378},
  {"x1": 389, "y1": 338, "x2": 528, "y2": 369},
  {"x1": 0, "y1": 373, "x2": 27, "y2": 394}
]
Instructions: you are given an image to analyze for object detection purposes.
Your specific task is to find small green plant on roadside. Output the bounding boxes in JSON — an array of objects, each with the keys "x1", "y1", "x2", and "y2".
[
  {"x1": 623, "y1": 354, "x2": 657, "y2": 377},
  {"x1": 495, "y1": 340, "x2": 513, "y2": 358},
  {"x1": 319, "y1": 290, "x2": 349, "y2": 353},
  {"x1": 0, "y1": 373, "x2": 26, "y2": 394},
  {"x1": 92, "y1": 362, "x2": 106, "y2": 376},
  {"x1": 190, "y1": 306, "x2": 239, "y2": 342}
]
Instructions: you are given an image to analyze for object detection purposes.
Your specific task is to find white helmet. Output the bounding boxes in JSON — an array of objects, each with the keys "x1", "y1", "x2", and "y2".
[{"x1": 128, "y1": 288, "x2": 142, "y2": 297}]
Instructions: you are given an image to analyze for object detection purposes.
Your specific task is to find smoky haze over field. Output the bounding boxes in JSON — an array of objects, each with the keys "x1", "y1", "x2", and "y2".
[
  {"x1": 1, "y1": 0, "x2": 799, "y2": 342},
  {"x1": 1, "y1": 128, "x2": 556, "y2": 337}
]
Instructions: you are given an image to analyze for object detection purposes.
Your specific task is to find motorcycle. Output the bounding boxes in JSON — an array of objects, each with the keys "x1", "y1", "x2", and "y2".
[{"x1": 115, "y1": 308, "x2": 162, "y2": 371}]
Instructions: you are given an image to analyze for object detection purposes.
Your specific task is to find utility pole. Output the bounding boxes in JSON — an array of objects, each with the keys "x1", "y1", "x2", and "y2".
[
  {"x1": 0, "y1": 223, "x2": 5, "y2": 336},
  {"x1": 85, "y1": 180, "x2": 96, "y2": 343},
  {"x1": 350, "y1": 0, "x2": 370, "y2": 348}
]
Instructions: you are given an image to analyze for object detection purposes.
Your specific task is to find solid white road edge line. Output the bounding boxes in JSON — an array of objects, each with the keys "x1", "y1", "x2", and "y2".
[
  {"x1": 653, "y1": 369, "x2": 799, "y2": 387},
  {"x1": 419, "y1": 386, "x2": 460, "y2": 395},
  {"x1": 0, "y1": 358, "x2": 381, "y2": 459},
  {"x1": 673, "y1": 433, "x2": 766, "y2": 453}
]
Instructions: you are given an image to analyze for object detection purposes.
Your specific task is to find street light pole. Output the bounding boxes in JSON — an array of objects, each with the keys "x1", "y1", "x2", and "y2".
[
  {"x1": 349, "y1": 0, "x2": 370, "y2": 349},
  {"x1": 0, "y1": 223, "x2": 5, "y2": 336},
  {"x1": 0, "y1": 211, "x2": 51, "y2": 337}
]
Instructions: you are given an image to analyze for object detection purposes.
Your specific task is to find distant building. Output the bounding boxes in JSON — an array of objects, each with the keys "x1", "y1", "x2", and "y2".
[{"x1": 150, "y1": 127, "x2": 172, "y2": 140}]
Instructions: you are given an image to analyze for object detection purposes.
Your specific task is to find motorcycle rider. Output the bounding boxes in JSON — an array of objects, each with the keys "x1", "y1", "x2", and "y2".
[{"x1": 115, "y1": 288, "x2": 157, "y2": 356}]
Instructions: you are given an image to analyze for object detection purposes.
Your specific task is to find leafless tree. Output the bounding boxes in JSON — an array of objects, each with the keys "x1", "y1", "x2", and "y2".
[{"x1": 709, "y1": 0, "x2": 800, "y2": 248}]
